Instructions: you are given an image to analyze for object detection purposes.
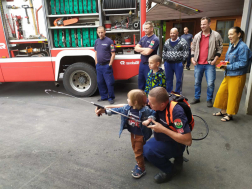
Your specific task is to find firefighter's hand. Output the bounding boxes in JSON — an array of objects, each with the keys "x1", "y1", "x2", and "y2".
[
  {"x1": 142, "y1": 119, "x2": 151, "y2": 126},
  {"x1": 146, "y1": 119, "x2": 165, "y2": 133},
  {"x1": 95, "y1": 107, "x2": 106, "y2": 116}
]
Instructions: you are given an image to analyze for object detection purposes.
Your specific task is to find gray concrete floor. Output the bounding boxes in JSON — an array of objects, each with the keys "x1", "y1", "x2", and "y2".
[{"x1": 0, "y1": 70, "x2": 252, "y2": 189}]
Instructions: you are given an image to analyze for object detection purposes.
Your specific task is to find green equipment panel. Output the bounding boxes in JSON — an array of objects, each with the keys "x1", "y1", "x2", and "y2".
[
  {"x1": 74, "y1": 0, "x2": 78, "y2": 14},
  {"x1": 93, "y1": 28, "x2": 97, "y2": 41},
  {"x1": 77, "y1": 29, "x2": 82, "y2": 47},
  {"x1": 65, "y1": 0, "x2": 69, "y2": 14},
  {"x1": 92, "y1": 0, "x2": 96, "y2": 13},
  {"x1": 56, "y1": 0, "x2": 60, "y2": 14},
  {"x1": 79, "y1": 0, "x2": 83, "y2": 13},
  {"x1": 54, "y1": 30, "x2": 59, "y2": 48},
  {"x1": 50, "y1": 0, "x2": 55, "y2": 14},
  {"x1": 90, "y1": 28, "x2": 94, "y2": 47},
  {"x1": 65, "y1": 29, "x2": 71, "y2": 47},
  {"x1": 71, "y1": 29, "x2": 76, "y2": 47},
  {"x1": 87, "y1": 0, "x2": 91, "y2": 13},
  {"x1": 59, "y1": 29, "x2": 65, "y2": 47},
  {"x1": 83, "y1": 0, "x2": 87, "y2": 13},
  {"x1": 60, "y1": 0, "x2": 64, "y2": 14},
  {"x1": 69, "y1": 0, "x2": 74, "y2": 14},
  {"x1": 53, "y1": 28, "x2": 98, "y2": 48}
]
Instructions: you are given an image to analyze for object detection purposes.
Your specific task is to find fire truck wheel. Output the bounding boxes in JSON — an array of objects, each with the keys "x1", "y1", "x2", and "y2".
[{"x1": 63, "y1": 63, "x2": 97, "y2": 97}]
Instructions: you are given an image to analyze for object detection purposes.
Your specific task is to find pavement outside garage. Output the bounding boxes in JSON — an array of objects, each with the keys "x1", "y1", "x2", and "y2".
[{"x1": 0, "y1": 70, "x2": 251, "y2": 189}]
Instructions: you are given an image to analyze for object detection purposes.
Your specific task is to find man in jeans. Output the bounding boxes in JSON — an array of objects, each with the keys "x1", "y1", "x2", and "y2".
[{"x1": 191, "y1": 17, "x2": 223, "y2": 107}]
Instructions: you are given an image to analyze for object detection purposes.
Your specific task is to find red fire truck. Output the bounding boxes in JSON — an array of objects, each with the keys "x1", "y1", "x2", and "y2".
[{"x1": 0, "y1": 0, "x2": 147, "y2": 97}]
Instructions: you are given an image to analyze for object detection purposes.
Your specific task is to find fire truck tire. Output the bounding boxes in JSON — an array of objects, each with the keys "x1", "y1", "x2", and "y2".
[{"x1": 63, "y1": 62, "x2": 97, "y2": 97}]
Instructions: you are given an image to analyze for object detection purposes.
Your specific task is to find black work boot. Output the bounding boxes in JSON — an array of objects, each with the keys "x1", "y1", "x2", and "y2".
[
  {"x1": 173, "y1": 156, "x2": 183, "y2": 174},
  {"x1": 154, "y1": 172, "x2": 173, "y2": 184},
  {"x1": 207, "y1": 100, "x2": 213, "y2": 107},
  {"x1": 190, "y1": 98, "x2": 200, "y2": 104}
]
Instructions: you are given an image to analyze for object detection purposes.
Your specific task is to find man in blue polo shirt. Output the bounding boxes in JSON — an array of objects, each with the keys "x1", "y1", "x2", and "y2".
[
  {"x1": 181, "y1": 27, "x2": 193, "y2": 70},
  {"x1": 135, "y1": 21, "x2": 160, "y2": 90},
  {"x1": 95, "y1": 26, "x2": 116, "y2": 104}
]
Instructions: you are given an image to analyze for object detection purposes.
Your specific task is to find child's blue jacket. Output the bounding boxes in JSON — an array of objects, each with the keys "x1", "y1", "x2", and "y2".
[{"x1": 106, "y1": 105, "x2": 156, "y2": 141}]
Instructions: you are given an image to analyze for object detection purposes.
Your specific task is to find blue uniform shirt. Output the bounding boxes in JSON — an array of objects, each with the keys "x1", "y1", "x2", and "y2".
[
  {"x1": 154, "y1": 104, "x2": 191, "y2": 142},
  {"x1": 138, "y1": 34, "x2": 159, "y2": 63},
  {"x1": 181, "y1": 33, "x2": 193, "y2": 48},
  {"x1": 94, "y1": 36, "x2": 115, "y2": 64}
]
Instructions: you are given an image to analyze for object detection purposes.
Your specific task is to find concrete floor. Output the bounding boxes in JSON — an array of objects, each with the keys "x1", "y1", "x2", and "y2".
[{"x1": 0, "y1": 70, "x2": 251, "y2": 189}]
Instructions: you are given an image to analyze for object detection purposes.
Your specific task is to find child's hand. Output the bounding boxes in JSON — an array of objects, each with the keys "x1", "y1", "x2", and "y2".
[
  {"x1": 142, "y1": 119, "x2": 152, "y2": 126},
  {"x1": 95, "y1": 107, "x2": 106, "y2": 116}
]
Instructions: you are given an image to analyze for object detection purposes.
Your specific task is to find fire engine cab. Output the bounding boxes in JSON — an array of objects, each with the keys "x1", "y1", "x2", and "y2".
[{"x1": 0, "y1": 0, "x2": 146, "y2": 97}]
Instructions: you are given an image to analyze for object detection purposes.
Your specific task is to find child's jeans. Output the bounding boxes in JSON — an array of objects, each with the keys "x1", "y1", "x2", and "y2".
[{"x1": 131, "y1": 133, "x2": 145, "y2": 170}]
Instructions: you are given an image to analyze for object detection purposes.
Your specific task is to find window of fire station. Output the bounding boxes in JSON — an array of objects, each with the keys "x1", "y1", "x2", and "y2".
[{"x1": 216, "y1": 20, "x2": 235, "y2": 44}]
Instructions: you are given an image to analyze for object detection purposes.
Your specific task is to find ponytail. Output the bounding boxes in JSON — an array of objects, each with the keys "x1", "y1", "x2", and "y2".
[{"x1": 230, "y1": 26, "x2": 245, "y2": 41}]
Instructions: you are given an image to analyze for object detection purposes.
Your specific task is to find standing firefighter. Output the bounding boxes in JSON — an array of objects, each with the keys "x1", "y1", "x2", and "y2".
[
  {"x1": 135, "y1": 21, "x2": 160, "y2": 90},
  {"x1": 95, "y1": 26, "x2": 116, "y2": 104}
]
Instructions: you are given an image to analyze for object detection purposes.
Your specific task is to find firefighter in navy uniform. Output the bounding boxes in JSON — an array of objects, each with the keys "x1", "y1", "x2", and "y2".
[
  {"x1": 134, "y1": 21, "x2": 160, "y2": 90},
  {"x1": 142, "y1": 87, "x2": 192, "y2": 184},
  {"x1": 95, "y1": 26, "x2": 116, "y2": 104}
]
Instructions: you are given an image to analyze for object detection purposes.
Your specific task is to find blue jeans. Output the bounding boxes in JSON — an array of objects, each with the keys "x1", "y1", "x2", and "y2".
[
  {"x1": 194, "y1": 64, "x2": 216, "y2": 101},
  {"x1": 164, "y1": 61, "x2": 184, "y2": 94},
  {"x1": 96, "y1": 64, "x2": 115, "y2": 101},
  {"x1": 143, "y1": 138, "x2": 185, "y2": 174},
  {"x1": 138, "y1": 61, "x2": 150, "y2": 90}
]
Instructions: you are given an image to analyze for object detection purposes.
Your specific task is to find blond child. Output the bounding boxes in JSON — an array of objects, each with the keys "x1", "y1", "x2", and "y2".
[
  {"x1": 144, "y1": 55, "x2": 166, "y2": 95},
  {"x1": 95, "y1": 89, "x2": 156, "y2": 178}
]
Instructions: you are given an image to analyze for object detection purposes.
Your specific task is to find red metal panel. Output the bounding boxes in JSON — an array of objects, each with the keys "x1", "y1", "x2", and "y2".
[
  {"x1": 0, "y1": 65, "x2": 4, "y2": 82},
  {"x1": 112, "y1": 59, "x2": 140, "y2": 80},
  {"x1": 0, "y1": 16, "x2": 9, "y2": 58},
  {"x1": 141, "y1": 0, "x2": 146, "y2": 38},
  {"x1": 52, "y1": 61, "x2": 55, "y2": 74},
  {"x1": 0, "y1": 61, "x2": 55, "y2": 81}
]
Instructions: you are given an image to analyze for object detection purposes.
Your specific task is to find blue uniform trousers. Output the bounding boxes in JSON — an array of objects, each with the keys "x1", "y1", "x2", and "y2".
[
  {"x1": 143, "y1": 137, "x2": 185, "y2": 174},
  {"x1": 96, "y1": 64, "x2": 115, "y2": 101},
  {"x1": 186, "y1": 48, "x2": 191, "y2": 68},
  {"x1": 164, "y1": 61, "x2": 184, "y2": 94},
  {"x1": 138, "y1": 62, "x2": 150, "y2": 90}
]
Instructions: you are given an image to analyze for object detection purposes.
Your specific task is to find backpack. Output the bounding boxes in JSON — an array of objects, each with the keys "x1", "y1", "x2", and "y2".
[{"x1": 166, "y1": 92, "x2": 194, "y2": 132}]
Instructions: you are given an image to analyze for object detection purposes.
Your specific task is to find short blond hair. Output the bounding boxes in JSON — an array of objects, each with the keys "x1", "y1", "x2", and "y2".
[
  {"x1": 97, "y1": 26, "x2": 105, "y2": 31},
  {"x1": 128, "y1": 89, "x2": 146, "y2": 109},
  {"x1": 145, "y1": 21, "x2": 154, "y2": 28},
  {"x1": 149, "y1": 55, "x2": 161, "y2": 65},
  {"x1": 149, "y1": 87, "x2": 169, "y2": 103}
]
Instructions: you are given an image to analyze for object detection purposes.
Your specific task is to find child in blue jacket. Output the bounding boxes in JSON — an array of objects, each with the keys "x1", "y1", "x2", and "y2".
[{"x1": 95, "y1": 89, "x2": 156, "y2": 179}]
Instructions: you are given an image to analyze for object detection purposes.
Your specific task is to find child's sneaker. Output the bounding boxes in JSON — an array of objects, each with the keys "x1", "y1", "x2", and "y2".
[
  {"x1": 131, "y1": 164, "x2": 138, "y2": 173},
  {"x1": 132, "y1": 166, "x2": 146, "y2": 179}
]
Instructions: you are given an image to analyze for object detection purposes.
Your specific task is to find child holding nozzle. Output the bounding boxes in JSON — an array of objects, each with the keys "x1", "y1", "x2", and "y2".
[{"x1": 95, "y1": 89, "x2": 156, "y2": 179}]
